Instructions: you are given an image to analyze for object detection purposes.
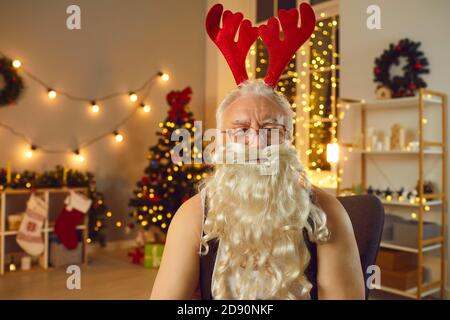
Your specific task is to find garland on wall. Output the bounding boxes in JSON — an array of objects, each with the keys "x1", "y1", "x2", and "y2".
[
  {"x1": 0, "y1": 165, "x2": 110, "y2": 246},
  {"x1": 374, "y1": 38, "x2": 430, "y2": 98},
  {"x1": 0, "y1": 51, "x2": 170, "y2": 161}
]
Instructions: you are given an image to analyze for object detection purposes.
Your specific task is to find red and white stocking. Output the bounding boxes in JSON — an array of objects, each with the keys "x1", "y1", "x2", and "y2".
[
  {"x1": 16, "y1": 193, "x2": 48, "y2": 256},
  {"x1": 55, "y1": 191, "x2": 92, "y2": 250}
]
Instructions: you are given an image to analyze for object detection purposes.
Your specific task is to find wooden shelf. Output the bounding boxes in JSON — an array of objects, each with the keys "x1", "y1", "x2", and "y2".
[
  {"x1": 0, "y1": 188, "x2": 89, "y2": 275},
  {"x1": 0, "y1": 187, "x2": 88, "y2": 194},
  {"x1": 351, "y1": 149, "x2": 442, "y2": 155},
  {"x1": 337, "y1": 89, "x2": 448, "y2": 299},
  {"x1": 380, "y1": 199, "x2": 442, "y2": 207},
  {"x1": 380, "y1": 241, "x2": 442, "y2": 253},
  {"x1": 2, "y1": 263, "x2": 46, "y2": 275},
  {"x1": 341, "y1": 95, "x2": 442, "y2": 111},
  {"x1": 377, "y1": 280, "x2": 442, "y2": 299},
  {"x1": 0, "y1": 225, "x2": 86, "y2": 236}
]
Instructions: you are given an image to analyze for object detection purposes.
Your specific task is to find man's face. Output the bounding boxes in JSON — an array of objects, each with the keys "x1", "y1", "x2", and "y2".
[{"x1": 220, "y1": 94, "x2": 288, "y2": 148}]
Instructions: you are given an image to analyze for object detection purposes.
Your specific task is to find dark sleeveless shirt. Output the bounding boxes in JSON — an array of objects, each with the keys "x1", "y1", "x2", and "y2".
[{"x1": 199, "y1": 191, "x2": 319, "y2": 300}]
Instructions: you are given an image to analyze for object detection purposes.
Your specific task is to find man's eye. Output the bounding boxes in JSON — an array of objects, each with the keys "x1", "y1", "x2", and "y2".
[{"x1": 234, "y1": 128, "x2": 248, "y2": 135}]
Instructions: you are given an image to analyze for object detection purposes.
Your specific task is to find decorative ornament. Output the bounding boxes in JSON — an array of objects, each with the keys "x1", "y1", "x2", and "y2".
[
  {"x1": 0, "y1": 57, "x2": 25, "y2": 107},
  {"x1": 375, "y1": 86, "x2": 392, "y2": 100},
  {"x1": 206, "y1": 2, "x2": 315, "y2": 88},
  {"x1": 416, "y1": 180, "x2": 435, "y2": 195},
  {"x1": 390, "y1": 123, "x2": 405, "y2": 151},
  {"x1": 374, "y1": 38, "x2": 429, "y2": 98},
  {"x1": 166, "y1": 87, "x2": 192, "y2": 122},
  {"x1": 9, "y1": 257, "x2": 17, "y2": 272}
]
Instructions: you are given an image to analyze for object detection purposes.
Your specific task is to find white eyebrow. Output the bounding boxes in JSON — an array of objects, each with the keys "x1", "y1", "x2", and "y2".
[
  {"x1": 232, "y1": 119, "x2": 251, "y2": 125},
  {"x1": 260, "y1": 117, "x2": 284, "y2": 125}
]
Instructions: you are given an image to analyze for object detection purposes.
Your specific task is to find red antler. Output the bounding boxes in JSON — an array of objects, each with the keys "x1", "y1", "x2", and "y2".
[
  {"x1": 206, "y1": 4, "x2": 259, "y2": 86},
  {"x1": 259, "y1": 3, "x2": 316, "y2": 87}
]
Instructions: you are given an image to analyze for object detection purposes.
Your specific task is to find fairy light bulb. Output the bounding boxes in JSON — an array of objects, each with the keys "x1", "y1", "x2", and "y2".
[
  {"x1": 90, "y1": 101, "x2": 100, "y2": 113},
  {"x1": 47, "y1": 89, "x2": 57, "y2": 99},
  {"x1": 12, "y1": 59, "x2": 22, "y2": 69},
  {"x1": 160, "y1": 73, "x2": 170, "y2": 81},
  {"x1": 25, "y1": 145, "x2": 37, "y2": 158},
  {"x1": 74, "y1": 149, "x2": 84, "y2": 162},
  {"x1": 141, "y1": 103, "x2": 151, "y2": 113},
  {"x1": 129, "y1": 92, "x2": 138, "y2": 102},
  {"x1": 114, "y1": 131, "x2": 124, "y2": 142}
]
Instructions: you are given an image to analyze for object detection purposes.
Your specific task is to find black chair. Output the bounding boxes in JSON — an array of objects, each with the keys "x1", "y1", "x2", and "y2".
[{"x1": 337, "y1": 195, "x2": 385, "y2": 299}]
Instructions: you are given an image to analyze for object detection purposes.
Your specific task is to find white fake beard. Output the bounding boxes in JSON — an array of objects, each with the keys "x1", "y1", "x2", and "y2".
[{"x1": 202, "y1": 142, "x2": 329, "y2": 299}]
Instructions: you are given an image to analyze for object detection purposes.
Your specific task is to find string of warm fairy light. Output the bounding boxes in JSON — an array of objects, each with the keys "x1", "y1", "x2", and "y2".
[
  {"x1": 0, "y1": 54, "x2": 170, "y2": 162},
  {"x1": 250, "y1": 12, "x2": 342, "y2": 187}
]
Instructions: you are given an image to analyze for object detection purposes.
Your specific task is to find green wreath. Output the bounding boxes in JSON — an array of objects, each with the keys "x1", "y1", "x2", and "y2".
[
  {"x1": 374, "y1": 38, "x2": 429, "y2": 98},
  {"x1": 0, "y1": 57, "x2": 24, "y2": 106}
]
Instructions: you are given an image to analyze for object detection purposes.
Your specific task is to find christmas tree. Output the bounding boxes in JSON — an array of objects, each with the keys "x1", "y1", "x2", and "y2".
[{"x1": 128, "y1": 87, "x2": 209, "y2": 233}]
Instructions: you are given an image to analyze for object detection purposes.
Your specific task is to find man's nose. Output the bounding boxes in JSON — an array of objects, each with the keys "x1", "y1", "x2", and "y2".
[{"x1": 247, "y1": 129, "x2": 268, "y2": 148}]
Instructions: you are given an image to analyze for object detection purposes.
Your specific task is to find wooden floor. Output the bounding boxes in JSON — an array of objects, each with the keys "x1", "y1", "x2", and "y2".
[
  {"x1": 0, "y1": 249, "x2": 158, "y2": 300},
  {"x1": 1, "y1": 249, "x2": 436, "y2": 300}
]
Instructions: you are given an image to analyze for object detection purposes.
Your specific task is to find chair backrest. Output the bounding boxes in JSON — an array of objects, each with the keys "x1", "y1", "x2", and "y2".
[{"x1": 337, "y1": 195, "x2": 385, "y2": 299}]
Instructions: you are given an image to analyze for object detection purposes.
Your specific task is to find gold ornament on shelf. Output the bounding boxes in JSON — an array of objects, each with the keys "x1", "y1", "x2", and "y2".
[
  {"x1": 375, "y1": 86, "x2": 392, "y2": 100},
  {"x1": 390, "y1": 123, "x2": 405, "y2": 151}
]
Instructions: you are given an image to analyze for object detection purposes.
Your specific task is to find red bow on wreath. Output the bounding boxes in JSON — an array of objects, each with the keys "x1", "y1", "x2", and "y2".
[{"x1": 166, "y1": 87, "x2": 192, "y2": 122}]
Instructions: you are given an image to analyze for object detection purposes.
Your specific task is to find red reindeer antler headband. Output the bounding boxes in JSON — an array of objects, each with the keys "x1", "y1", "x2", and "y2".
[{"x1": 206, "y1": 3, "x2": 316, "y2": 88}]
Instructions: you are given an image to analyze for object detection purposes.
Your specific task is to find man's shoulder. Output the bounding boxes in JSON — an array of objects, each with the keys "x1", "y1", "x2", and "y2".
[
  {"x1": 311, "y1": 185, "x2": 338, "y2": 204},
  {"x1": 171, "y1": 193, "x2": 203, "y2": 226},
  {"x1": 311, "y1": 185, "x2": 349, "y2": 222}
]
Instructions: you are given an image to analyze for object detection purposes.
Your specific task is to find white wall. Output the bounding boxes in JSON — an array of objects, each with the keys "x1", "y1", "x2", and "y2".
[{"x1": 0, "y1": 0, "x2": 206, "y2": 241}]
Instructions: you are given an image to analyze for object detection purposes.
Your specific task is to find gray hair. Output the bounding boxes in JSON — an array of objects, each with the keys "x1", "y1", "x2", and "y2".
[{"x1": 216, "y1": 79, "x2": 294, "y2": 140}]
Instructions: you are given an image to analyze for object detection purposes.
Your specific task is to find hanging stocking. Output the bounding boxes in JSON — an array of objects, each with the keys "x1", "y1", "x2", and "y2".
[
  {"x1": 16, "y1": 193, "x2": 48, "y2": 256},
  {"x1": 54, "y1": 191, "x2": 92, "y2": 250}
]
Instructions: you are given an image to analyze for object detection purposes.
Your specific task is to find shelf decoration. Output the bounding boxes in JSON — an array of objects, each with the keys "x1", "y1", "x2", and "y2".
[
  {"x1": 416, "y1": 180, "x2": 435, "y2": 195},
  {"x1": 54, "y1": 191, "x2": 92, "y2": 250},
  {"x1": 0, "y1": 165, "x2": 110, "y2": 246},
  {"x1": 375, "y1": 86, "x2": 392, "y2": 100},
  {"x1": 8, "y1": 257, "x2": 17, "y2": 272},
  {"x1": 366, "y1": 184, "x2": 438, "y2": 206},
  {"x1": 16, "y1": 193, "x2": 48, "y2": 256},
  {"x1": 20, "y1": 256, "x2": 31, "y2": 271},
  {"x1": 390, "y1": 123, "x2": 406, "y2": 151},
  {"x1": 374, "y1": 38, "x2": 430, "y2": 98}
]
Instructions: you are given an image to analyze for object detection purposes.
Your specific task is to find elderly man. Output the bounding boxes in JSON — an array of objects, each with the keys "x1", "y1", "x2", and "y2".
[
  {"x1": 151, "y1": 2, "x2": 364, "y2": 300},
  {"x1": 150, "y1": 79, "x2": 364, "y2": 300}
]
